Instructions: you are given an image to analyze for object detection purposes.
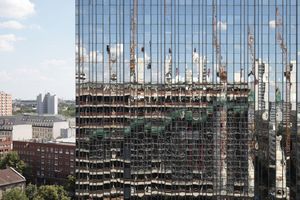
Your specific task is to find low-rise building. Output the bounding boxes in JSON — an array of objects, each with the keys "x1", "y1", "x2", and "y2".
[
  {"x1": 0, "y1": 115, "x2": 69, "y2": 143},
  {"x1": 0, "y1": 137, "x2": 12, "y2": 156},
  {"x1": 0, "y1": 167, "x2": 26, "y2": 199},
  {"x1": 20, "y1": 115, "x2": 69, "y2": 140},
  {"x1": 13, "y1": 140, "x2": 75, "y2": 185}
]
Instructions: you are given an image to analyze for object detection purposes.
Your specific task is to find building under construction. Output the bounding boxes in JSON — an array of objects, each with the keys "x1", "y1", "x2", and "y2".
[{"x1": 76, "y1": 0, "x2": 299, "y2": 199}]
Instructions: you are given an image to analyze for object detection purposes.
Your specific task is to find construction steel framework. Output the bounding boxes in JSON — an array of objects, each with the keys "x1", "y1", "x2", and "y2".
[{"x1": 76, "y1": 0, "x2": 300, "y2": 199}]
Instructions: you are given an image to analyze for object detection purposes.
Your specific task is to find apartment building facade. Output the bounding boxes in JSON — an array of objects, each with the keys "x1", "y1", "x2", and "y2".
[{"x1": 0, "y1": 92, "x2": 12, "y2": 116}]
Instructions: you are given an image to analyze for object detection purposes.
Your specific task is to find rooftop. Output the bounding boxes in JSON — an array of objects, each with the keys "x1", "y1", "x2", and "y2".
[
  {"x1": 0, "y1": 167, "x2": 26, "y2": 187},
  {"x1": 0, "y1": 114, "x2": 67, "y2": 127}
]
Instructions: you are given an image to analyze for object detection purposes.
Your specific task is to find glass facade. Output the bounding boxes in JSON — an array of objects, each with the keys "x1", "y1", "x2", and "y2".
[{"x1": 76, "y1": 0, "x2": 300, "y2": 199}]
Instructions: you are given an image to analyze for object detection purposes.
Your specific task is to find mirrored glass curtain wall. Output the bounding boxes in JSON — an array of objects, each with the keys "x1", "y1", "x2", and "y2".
[{"x1": 76, "y1": 0, "x2": 299, "y2": 199}]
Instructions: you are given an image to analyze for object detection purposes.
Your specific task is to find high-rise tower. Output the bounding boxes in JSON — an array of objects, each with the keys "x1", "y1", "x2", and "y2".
[{"x1": 76, "y1": 1, "x2": 299, "y2": 199}]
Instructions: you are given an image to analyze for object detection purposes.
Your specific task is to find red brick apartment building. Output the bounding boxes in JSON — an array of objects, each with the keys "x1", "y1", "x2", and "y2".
[
  {"x1": 13, "y1": 140, "x2": 75, "y2": 185},
  {"x1": 0, "y1": 137, "x2": 12, "y2": 156}
]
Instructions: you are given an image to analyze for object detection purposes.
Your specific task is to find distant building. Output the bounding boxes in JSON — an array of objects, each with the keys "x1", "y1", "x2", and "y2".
[
  {"x1": 290, "y1": 60, "x2": 297, "y2": 111},
  {"x1": 0, "y1": 117, "x2": 33, "y2": 154},
  {"x1": 60, "y1": 127, "x2": 75, "y2": 138},
  {"x1": 13, "y1": 140, "x2": 75, "y2": 185},
  {"x1": 37, "y1": 93, "x2": 58, "y2": 115},
  {"x1": 254, "y1": 59, "x2": 269, "y2": 112},
  {"x1": 0, "y1": 116, "x2": 33, "y2": 140},
  {"x1": 0, "y1": 137, "x2": 12, "y2": 156},
  {"x1": 0, "y1": 115, "x2": 69, "y2": 144},
  {"x1": 0, "y1": 92, "x2": 12, "y2": 116},
  {"x1": 0, "y1": 167, "x2": 26, "y2": 199}
]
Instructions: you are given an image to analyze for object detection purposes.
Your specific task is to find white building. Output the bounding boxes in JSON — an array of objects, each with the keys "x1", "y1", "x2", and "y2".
[
  {"x1": 36, "y1": 93, "x2": 58, "y2": 115},
  {"x1": 0, "y1": 115, "x2": 69, "y2": 142},
  {"x1": 192, "y1": 52, "x2": 207, "y2": 83},
  {"x1": 290, "y1": 60, "x2": 297, "y2": 111},
  {"x1": 137, "y1": 57, "x2": 145, "y2": 84},
  {"x1": 234, "y1": 68, "x2": 245, "y2": 83},
  {"x1": 254, "y1": 59, "x2": 269, "y2": 111},
  {"x1": 60, "y1": 127, "x2": 75, "y2": 138}
]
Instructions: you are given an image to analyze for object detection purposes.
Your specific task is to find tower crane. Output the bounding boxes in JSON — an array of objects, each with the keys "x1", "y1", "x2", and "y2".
[
  {"x1": 76, "y1": 52, "x2": 86, "y2": 81},
  {"x1": 165, "y1": 48, "x2": 172, "y2": 84},
  {"x1": 247, "y1": 26, "x2": 259, "y2": 152},
  {"x1": 212, "y1": 0, "x2": 227, "y2": 193},
  {"x1": 130, "y1": 0, "x2": 138, "y2": 83},
  {"x1": 276, "y1": 6, "x2": 291, "y2": 158},
  {"x1": 107, "y1": 45, "x2": 117, "y2": 81},
  {"x1": 247, "y1": 26, "x2": 258, "y2": 84}
]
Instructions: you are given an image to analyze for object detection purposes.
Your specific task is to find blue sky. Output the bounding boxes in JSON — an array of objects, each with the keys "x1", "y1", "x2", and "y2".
[{"x1": 0, "y1": 0, "x2": 75, "y2": 100}]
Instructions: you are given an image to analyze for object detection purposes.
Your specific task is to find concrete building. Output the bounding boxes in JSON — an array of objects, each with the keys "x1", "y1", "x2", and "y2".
[
  {"x1": 0, "y1": 167, "x2": 26, "y2": 199},
  {"x1": 0, "y1": 116, "x2": 33, "y2": 142},
  {"x1": 13, "y1": 140, "x2": 75, "y2": 185},
  {"x1": 0, "y1": 92, "x2": 12, "y2": 116},
  {"x1": 60, "y1": 127, "x2": 75, "y2": 138},
  {"x1": 254, "y1": 59, "x2": 269, "y2": 112},
  {"x1": 0, "y1": 115, "x2": 69, "y2": 144},
  {"x1": 37, "y1": 93, "x2": 58, "y2": 115}
]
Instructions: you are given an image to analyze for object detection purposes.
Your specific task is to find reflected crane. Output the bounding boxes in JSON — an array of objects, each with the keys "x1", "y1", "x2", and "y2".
[
  {"x1": 276, "y1": 6, "x2": 291, "y2": 159},
  {"x1": 212, "y1": 0, "x2": 227, "y2": 193},
  {"x1": 130, "y1": 0, "x2": 138, "y2": 83}
]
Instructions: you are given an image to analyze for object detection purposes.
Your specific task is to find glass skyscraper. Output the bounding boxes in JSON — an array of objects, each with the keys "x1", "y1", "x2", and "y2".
[{"x1": 76, "y1": 0, "x2": 299, "y2": 199}]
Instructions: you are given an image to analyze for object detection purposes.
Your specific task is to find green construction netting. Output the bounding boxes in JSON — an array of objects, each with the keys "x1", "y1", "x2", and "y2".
[
  {"x1": 91, "y1": 128, "x2": 110, "y2": 138},
  {"x1": 248, "y1": 90, "x2": 255, "y2": 102}
]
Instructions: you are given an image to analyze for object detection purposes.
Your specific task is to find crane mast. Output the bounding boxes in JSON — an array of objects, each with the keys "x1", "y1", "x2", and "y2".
[
  {"x1": 130, "y1": 0, "x2": 138, "y2": 83},
  {"x1": 212, "y1": 0, "x2": 227, "y2": 194},
  {"x1": 276, "y1": 6, "x2": 291, "y2": 158},
  {"x1": 248, "y1": 27, "x2": 258, "y2": 84}
]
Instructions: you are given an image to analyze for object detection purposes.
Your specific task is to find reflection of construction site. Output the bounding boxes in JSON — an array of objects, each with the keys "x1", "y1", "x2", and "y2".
[
  {"x1": 76, "y1": 82, "x2": 255, "y2": 199},
  {"x1": 75, "y1": 0, "x2": 298, "y2": 199}
]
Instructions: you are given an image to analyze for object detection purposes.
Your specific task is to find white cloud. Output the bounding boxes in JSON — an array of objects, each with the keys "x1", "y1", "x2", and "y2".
[
  {"x1": 0, "y1": 0, "x2": 35, "y2": 19},
  {"x1": 42, "y1": 59, "x2": 68, "y2": 67},
  {"x1": 0, "y1": 70, "x2": 12, "y2": 82},
  {"x1": 0, "y1": 20, "x2": 25, "y2": 30},
  {"x1": 110, "y1": 44, "x2": 124, "y2": 56},
  {"x1": 269, "y1": 20, "x2": 276, "y2": 29},
  {"x1": 0, "y1": 34, "x2": 22, "y2": 52},
  {"x1": 29, "y1": 24, "x2": 42, "y2": 30},
  {"x1": 15, "y1": 68, "x2": 52, "y2": 81},
  {"x1": 217, "y1": 21, "x2": 227, "y2": 31},
  {"x1": 298, "y1": 51, "x2": 300, "y2": 56}
]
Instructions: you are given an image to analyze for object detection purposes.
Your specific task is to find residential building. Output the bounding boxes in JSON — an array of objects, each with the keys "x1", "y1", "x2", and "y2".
[
  {"x1": 0, "y1": 137, "x2": 12, "y2": 156},
  {"x1": 0, "y1": 92, "x2": 12, "y2": 116},
  {"x1": 13, "y1": 140, "x2": 75, "y2": 185},
  {"x1": 0, "y1": 115, "x2": 69, "y2": 143},
  {"x1": 0, "y1": 167, "x2": 26, "y2": 199},
  {"x1": 37, "y1": 93, "x2": 58, "y2": 115},
  {"x1": 0, "y1": 116, "x2": 33, "y2": 141}
]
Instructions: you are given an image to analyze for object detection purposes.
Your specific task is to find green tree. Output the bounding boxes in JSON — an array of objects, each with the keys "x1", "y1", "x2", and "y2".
[
  {"x1": 0, "y1": 152, "x2": 26, "y2": 174},
  {"x1": 2, "y1": 188, "x2": 28, "y2": 200},
  {"x1": 25, "y1": 183, "x2": 37, "y2": 200},
  {"x1": 35, "y1": 185, "x2": 70, "y2": 200},
  {"x1": 65, "y1": 175, "x2": 75, "y2": 195}
]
